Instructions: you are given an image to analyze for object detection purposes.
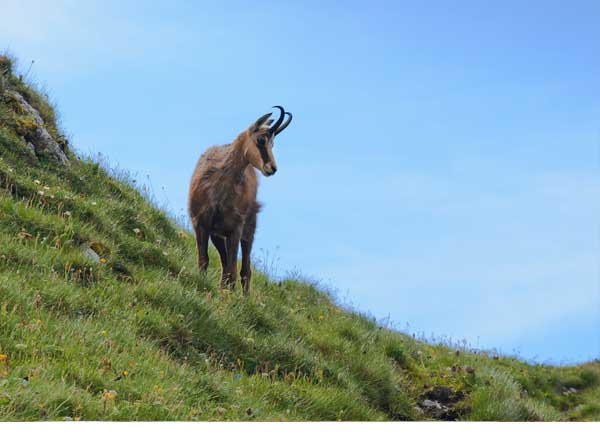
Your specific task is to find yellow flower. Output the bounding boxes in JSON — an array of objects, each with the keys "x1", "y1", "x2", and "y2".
[
  {"x1": 102, "y1": 389, "x2": 117, "y2": 401},
  {"x1": 36, "y1": 319, "x2": 42, "y2": 325},
  {"x1": 0, "y1": 354, "x2": 7, "y2": 361},
  {"x1": 101, "y1": 330, "x2": 107, "y2": 337},
  {"x1": 122, "y1": 370, "x2": 129, "y2": 377},
  {"x1": 100, "y1": 258, "x2": 107, "y2": 264},
  {"x1": 318, "y1": 315, "x2": 324, "y2": 321}
]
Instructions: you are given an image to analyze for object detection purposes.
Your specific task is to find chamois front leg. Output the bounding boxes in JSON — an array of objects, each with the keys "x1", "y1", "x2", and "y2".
[
  {"x1": 222, "y1": 229, "x2": 242, "y2": 290},
  {"x1": 240, "y1": 212, "x2": 257, "y2": 294},
  {"x1": 240, "y1": 239, "x2": 253, "y2": 294},
  {"x1": 194, "y1": 226, "x2": 209, "y2": 272},
  {"x1": 210, "y1": 234, "x2": 228, "y2": 271}
]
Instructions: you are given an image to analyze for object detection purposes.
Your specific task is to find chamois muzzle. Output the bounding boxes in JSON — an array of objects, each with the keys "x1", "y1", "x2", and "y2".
[{"x1": 263, "y1": 164, "x2": 277, "y2": 176}]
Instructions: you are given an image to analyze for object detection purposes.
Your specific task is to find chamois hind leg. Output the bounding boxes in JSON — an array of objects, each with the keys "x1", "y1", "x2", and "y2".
[
  {"x1": 194, "y1": 226, "x2": 209, "y2": 272},
  {"x1": 210, "y1": 233, "x2": 228, "y2": 276}
]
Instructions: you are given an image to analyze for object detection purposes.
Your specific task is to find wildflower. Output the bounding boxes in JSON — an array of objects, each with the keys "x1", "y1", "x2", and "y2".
[
  {"x1": 177, "y1": 231, "x2": 187, "y2": 239},
  {"x1": 0, "y1": 354, "x2": 7, "y2": 361},
  {"x1": 36, "y1": 319, "x2": 42, "y2": 325},
  {"x1": 133, "y1": 228, "x2": 141, "y2": 234},
  {"x1": 43, "y1": 186, "x2": 50, "y2": 190},
  {"x1": 100, "y1": 258, "x2": 107, "y2": 264},
  {"x1": 101, "y1": 330, "x2": 107, "y2": 337},
  {"x1": 162, "y1": 251, "x2": 169, "y2": 256},
  {"x1": 318, "y1": 315, "x2": 324, "y2": 321},
  {"x1": 64, "y1": 211, "x2": 72, "y2": 217},
  {"x1": 91, "y1": 201, "x2": 97, "y2": 206},
  {"x1": 34, "y1": 179, "x2": 41, "y2": 185},
  {"x1": 102, "y1": 389, "x2": 117, "y2": 401},
  {"x1": 122, "y1": 370, "x2": 129, "y2": 377},
  {"x1": 37, "y1": 190, "x2": 44, "y2": 196}
]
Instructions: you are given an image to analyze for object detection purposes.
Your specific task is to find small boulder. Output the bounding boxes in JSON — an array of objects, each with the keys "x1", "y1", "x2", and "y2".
[{"x1": 82, "y1": 245, "x2": 101, "y2": 263}]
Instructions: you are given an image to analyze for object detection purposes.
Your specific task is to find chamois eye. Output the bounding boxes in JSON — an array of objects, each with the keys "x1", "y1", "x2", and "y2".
[{"x1": 256, "y1": 136, "x2": 265, "y2": 146}]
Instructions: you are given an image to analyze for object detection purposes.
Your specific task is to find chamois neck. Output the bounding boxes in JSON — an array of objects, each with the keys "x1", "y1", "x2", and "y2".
[{"x1": 222, "y1": 137, "x2": 250, "y2": 183}]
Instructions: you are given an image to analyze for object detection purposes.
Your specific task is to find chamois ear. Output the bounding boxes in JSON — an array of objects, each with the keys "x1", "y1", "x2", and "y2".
[{"x1": 250, "y1": 112, "x2": 272, "y2": 132}]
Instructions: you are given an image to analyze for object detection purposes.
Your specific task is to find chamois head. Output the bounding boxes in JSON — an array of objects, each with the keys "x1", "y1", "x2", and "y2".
[{"x1": 243, "y1": 106, "x2": 292, "y2": 177}]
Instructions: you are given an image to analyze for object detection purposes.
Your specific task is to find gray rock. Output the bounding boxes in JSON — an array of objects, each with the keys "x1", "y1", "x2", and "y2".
[
  {"x1": 25, "y1": 141, "x2": 37, "y2": 156},
  {"x1": 421, "y1": 399, "x2": 442, "y2": 409},
  {"x1": 8, "y1": 90, "x2": 68, "y2": 164},
  {"x1": 82, "y1": 245, "x2": 101, "y2": 263}
]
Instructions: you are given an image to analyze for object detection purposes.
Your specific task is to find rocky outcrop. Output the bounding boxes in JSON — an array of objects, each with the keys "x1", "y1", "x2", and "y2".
[
  {"x1": 7, "y1": 90, "x2": 69, "y2": 164},
  {"x1": 418, "y1": 386, "x2": 467, "y2": 420}
]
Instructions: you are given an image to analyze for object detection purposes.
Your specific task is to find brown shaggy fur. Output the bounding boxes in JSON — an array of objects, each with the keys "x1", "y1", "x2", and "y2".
[{"x1": 188, "y1": 108, "x2": 291, "y2": 292}]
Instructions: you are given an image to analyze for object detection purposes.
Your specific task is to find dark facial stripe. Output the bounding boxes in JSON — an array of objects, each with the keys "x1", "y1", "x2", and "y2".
[{"x1": 257, "y1": 139, "x2": 271, "y2": 165}]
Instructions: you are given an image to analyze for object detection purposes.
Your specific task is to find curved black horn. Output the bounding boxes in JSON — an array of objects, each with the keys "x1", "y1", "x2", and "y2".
[
  {"x1": 269, "y1": 105, "x2": 286, "y2": 135},
  {"x1": 274, "y1": 112, "x2": 292, "y2": 136}
]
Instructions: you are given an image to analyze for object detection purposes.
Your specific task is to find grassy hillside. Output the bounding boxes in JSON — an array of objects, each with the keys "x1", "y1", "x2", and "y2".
[{"x1": 0, "y1": 55, "x2": 599, "y2": 421}]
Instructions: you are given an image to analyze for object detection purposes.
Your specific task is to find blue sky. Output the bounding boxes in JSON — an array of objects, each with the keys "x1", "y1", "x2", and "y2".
[{"x1": 2, "y1": 0, "x2": 599, "y2": 364}]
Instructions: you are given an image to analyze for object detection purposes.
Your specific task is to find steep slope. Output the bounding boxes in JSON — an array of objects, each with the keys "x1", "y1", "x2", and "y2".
[{"x1": 0, "y1": 55, "x2": 599, "y2": 421}]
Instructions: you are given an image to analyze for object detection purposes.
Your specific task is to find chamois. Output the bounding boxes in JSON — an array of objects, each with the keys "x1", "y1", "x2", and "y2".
[{"x1": 188, "y1": 106, "x2": 292, "y2": 293}]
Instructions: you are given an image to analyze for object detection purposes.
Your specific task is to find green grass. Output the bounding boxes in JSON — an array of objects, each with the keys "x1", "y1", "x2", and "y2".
[{"x1": 0, "y1": 54, "x2": 599, "y2": 421}]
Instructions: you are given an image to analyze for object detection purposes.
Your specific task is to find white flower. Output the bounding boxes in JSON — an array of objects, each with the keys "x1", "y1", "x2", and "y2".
[
  {"x1": 91, "y1": 201, "x2": 97, "y2": 206},
  {"x1": 64, "y1": 211, "x2": 72, "y2": 217},
  {"x1": 133, "y1": 228, "x2": 141, "y2": 234},
  {"x1": 37, "y1": 190, "x2": 44, "y2": 196},
  {"x1": 34, "y1": 179, "x2": 41, "y2": 185}
]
